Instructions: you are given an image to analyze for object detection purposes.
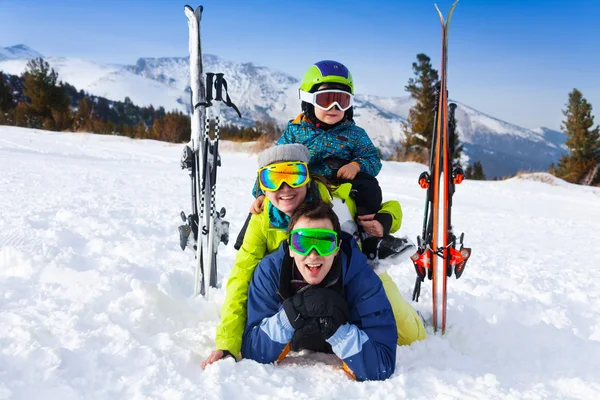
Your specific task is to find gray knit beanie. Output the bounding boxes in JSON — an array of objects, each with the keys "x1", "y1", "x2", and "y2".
[{"x1": 257, "y1": 144, "x2": 310, "y2": 169}]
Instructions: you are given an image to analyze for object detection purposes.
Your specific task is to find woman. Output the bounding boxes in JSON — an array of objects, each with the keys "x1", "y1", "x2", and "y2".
[{"x1": 201, "y1": 144, "x2": 425, "y2": 369}]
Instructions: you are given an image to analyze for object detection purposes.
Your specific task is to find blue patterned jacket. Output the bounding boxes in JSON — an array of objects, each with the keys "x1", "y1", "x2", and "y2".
[{"x1": 276, "y1": 114, "x2": 382, "y2": 179}]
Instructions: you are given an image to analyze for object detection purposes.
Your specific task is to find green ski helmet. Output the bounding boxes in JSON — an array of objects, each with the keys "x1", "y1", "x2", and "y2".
[{"x1": 299, "y1": 60, "x2": 354, "y2": 94}]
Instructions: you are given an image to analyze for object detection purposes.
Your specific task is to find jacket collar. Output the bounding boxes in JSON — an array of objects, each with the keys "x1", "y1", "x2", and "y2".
[{"x1": 290, "y1": 113, "x2": 354, "y2": 132}]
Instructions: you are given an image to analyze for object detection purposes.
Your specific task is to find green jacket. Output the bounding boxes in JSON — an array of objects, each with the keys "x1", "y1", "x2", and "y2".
[{"x1": 214, "y1": 182, "x2": 402, "y2": 356}]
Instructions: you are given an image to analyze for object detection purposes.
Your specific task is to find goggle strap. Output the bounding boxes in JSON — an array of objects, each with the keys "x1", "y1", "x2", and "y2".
[{"x1": 299, "y1": 89, "x2": 314, "y2": 103}]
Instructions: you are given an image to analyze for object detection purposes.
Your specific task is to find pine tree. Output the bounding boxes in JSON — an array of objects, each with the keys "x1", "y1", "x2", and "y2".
[
  {"x1": 465, "y1": 160, "x2": 486, "y2": 180},
  {"x1": 0, "y1": 71, "x2": 14, "y2": 111},
  {"x1": 464, "y1": 163, "x2": 472, "y2": 178},
  {"x1": 20, "y1": 58, "x2": 70, "y2": 129},
  {"x1": 74, "y1": 97, "x2": 94, "y2": 132},
  {"x1": 403, "y1": 53, "x2": 440, "y2": 163},
  {"x1": 552, "y1": 89, "x2": 600, "y2": 184},
  {"x1": 473, "y1": 161, "x2": 486, "y2": 180},
  {"x1": 151, "y1": 111, "x2": 190, "y2": 142},
  {"x1": 0, "y1": 71, "x2": 14, "y2": 124},
  {"x1": 134, "y1": 121, "x2": 148, "y2": 139},
  {"x1": 96, "y1": 97, "x2": 110, "y2": 122}
]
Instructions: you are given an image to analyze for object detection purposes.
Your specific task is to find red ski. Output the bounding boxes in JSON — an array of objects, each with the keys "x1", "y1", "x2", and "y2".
[{"x1": 411, "y1": 0, "x2": 471, "y2": 334}]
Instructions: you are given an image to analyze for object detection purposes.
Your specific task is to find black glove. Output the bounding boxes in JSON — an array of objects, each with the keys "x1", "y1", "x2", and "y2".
[
  {"x1": 316, "y1": 316, "x2": 343, "y2": 339},
  {"x1": 301, "y1": 287, "x2": 351, "y2": 339},
  {"x1": 283, "y1": 295, "x2": 308, "y2": 329},
  {"x1": 293, "y1": 316, "x2": 339, "y2": 344},
  {"x1": 301, "y1": 287, "x2": 349, "y2": 316},
  {"x1": 284, "y1": 287, "x2": 351, "y2": 335}
]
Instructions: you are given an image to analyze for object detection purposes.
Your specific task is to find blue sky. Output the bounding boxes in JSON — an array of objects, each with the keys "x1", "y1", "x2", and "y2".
[{"x1": 1, "y1": 0, "x2": 599, "y2": 131}]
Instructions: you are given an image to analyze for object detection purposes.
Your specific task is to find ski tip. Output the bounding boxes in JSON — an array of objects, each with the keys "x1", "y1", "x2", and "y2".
[
  {"x1": 434, "y1": 4, "x2": 444, "y2": 22},
  {"x1": 447, "y1": 0, "x2": 459, "y2": 21},
  {"x1": 184, "y1": 5, "x2": 195, "y2": 19},
  {"x1": 184, "y1": 5, "x2": 203, "y2": 18}
]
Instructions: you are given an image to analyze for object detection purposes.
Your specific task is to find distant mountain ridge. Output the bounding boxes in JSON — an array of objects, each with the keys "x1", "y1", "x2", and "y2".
[
  {"x1": 0, "y1": 45, "x2": 566, "y2": 177},
  {"x1": 0, "y1": 44, "x2": 43, "y2": 61}
]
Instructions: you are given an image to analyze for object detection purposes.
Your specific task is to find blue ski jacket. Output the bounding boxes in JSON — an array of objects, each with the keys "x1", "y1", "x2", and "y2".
[{"x1": 241, "y1": 233, "x2": 397, "y2": 381}]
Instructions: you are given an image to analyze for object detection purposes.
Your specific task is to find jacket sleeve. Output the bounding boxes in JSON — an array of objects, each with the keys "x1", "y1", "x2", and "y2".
[
  {"x1": 241, "y1": 251, "x2": 294, "y2": 363},
  {"x1": 379, "y1": 200, "x2": 402, "y2": 234},
  {"x1": 351, "y1": 127, "x2": 382, "y2": 177},
  {"x1": 215, "y1": 214, "x2": 268, "y2": 356},
  {"x1": 331, "y1": 183, "x2": 401, "y2": 234},
  {"x1": 326, "y1": 240, "x2": 397, "y2": 381}
]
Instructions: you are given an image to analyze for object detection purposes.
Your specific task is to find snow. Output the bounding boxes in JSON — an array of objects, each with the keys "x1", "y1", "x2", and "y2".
[{"x1": 1, "y1": 125, "x2": 600, "y2": 399}]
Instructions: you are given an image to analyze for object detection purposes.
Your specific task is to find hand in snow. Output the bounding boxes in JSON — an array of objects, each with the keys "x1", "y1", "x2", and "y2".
[
  {"x1": 358, "y1": 214, "x2": 384, "y2": 237},
  {"x1": 250, "y1": 195, "x2": 265, "y2": 214},
  {"x1": 337, "y1": 162, "x2": 360, "y2": 180},
  {"x1": 201, "y1": 349, "x2": 234, "y2": 370}
]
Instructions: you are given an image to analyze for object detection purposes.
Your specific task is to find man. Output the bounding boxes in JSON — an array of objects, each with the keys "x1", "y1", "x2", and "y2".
[{"x1": 241, "y1": 201, "x2": 397, "y2": 381}]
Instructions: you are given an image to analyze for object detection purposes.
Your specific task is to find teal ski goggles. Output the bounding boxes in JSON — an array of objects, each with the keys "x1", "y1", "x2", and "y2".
[{"x1": 289, "y1": 228, "x2": 339, "y2": 257}]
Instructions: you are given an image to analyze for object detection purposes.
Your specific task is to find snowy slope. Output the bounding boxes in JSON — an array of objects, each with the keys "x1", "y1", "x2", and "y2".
[
  {"x1": 533, "y1": 126, "x2": 568, "y2": 150},
  {"x1": 0, "y1": 45, "x2": 567, "y2": 176},
  {"x1": 1, "y1": 126, "x2": 599, "y2": 399}
]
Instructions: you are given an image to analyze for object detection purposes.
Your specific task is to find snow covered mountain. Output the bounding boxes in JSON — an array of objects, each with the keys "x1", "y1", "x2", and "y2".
[
  {"x1": 0, "y1": 45, "x2": 566, "y2": 177},
  {"x1": 450, "y1": 104, "x2": 566, "y2": 177},
  {"x1": 0, "y1": 44, "x2": 43, "y2": 61}
]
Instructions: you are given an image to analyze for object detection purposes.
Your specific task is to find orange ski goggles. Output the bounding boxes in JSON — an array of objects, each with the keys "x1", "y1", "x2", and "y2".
[{"x1": 258, "y1": 161, "x2": 310, "y2": 192}]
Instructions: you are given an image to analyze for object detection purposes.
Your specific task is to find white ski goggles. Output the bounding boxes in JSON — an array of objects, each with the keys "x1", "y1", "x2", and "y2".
[{"x1": 299, "y1": 89, "x2": 354, "y2": 111}]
